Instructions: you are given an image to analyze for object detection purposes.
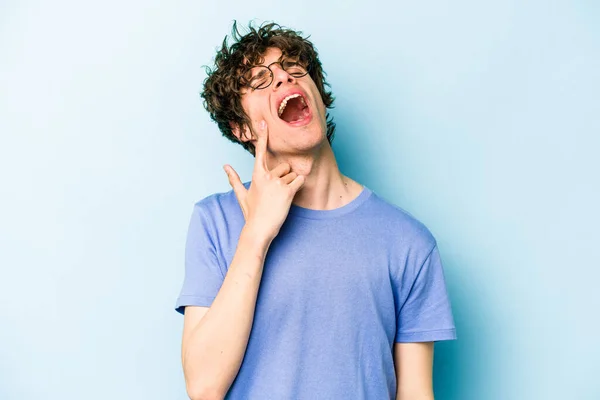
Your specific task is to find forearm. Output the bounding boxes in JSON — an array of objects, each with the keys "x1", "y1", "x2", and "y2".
[{"x1": 182, "y1": 225, "x2": 271, "y2": 399}]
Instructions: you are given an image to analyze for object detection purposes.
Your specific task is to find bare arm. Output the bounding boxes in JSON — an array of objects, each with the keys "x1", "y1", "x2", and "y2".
[
  {"x1": 394, "y1": 342, "x2": 435, "y2": 400},
  {"x1": 180, "y1": 120, "x2": 305, "y2": 400},
  {"x1": 181, "y1": 225, "x2": 271, "y2": 400}
]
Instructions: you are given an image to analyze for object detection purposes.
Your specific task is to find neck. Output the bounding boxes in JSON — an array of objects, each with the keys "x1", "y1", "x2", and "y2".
[{"x1": 267, "y1": 141, "x2": 363, "y2": 210}]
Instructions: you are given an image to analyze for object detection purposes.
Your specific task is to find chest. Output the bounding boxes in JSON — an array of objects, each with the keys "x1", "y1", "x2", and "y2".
[{"x1": 253, "y1": 219, "x2": 398, "y2": 337}]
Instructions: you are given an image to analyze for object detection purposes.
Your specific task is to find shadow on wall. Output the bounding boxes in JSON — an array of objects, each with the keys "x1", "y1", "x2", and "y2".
[
  {"x1": 433, "y1": 259, "x2": 489, "y2": 400},
  {"x1": 332, "y1": 108, "x2": 500, "y2": 400}
]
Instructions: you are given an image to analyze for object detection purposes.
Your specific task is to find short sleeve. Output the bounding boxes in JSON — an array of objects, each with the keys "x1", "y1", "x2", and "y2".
[
  {"x1": 395, "y1": 244, "x2": 457, "y2": 342},
  {"x1": 174, "y1": 204, "x2": 225, "y2": 315}
]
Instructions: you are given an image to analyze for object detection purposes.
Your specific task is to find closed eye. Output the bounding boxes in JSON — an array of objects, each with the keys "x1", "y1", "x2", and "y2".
[{"x1": 254, "y1": 69, "x2": 268, "y2": 79}]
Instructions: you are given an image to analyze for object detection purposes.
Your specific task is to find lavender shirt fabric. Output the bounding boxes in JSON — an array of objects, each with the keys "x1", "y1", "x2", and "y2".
[{"x1": 176, "y1": 182, "x2": 457, "y2": 399}]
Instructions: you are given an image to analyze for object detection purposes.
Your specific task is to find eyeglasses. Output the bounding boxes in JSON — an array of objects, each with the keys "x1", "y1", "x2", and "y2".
[{"x1": 239, "y1": 58, "x2": 309, "y2": 90}]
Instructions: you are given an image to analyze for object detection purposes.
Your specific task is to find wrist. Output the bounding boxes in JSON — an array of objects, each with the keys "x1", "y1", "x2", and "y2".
[{"x1": 239, "y1": 224, "x2": 273, "y2": 255}]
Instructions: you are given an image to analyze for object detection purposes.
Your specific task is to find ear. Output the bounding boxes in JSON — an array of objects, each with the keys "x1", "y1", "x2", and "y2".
[{"x1": 230, "y1": 121, "x2": 253, "y2": 143}]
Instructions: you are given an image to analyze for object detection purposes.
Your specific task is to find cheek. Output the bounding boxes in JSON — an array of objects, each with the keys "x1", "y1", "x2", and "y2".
[
  {"x1": 305, "y1": 78, "x2": 326, "y2": 113},
  {"x1": 309, "y1": 87, "x2": 325, "y2": 112},
  {"x1": 240, "y1": 97, "x2": 254, "y2": 117},
  {"x1": 319, "y1": 97, "x2": 327, "y2": 114},
  {"x1": 242, "y1": 97, "x2": 269, "y2": 121},
  {"x1": 314, "y1": 91, "x2": 327, "y2": 117}
]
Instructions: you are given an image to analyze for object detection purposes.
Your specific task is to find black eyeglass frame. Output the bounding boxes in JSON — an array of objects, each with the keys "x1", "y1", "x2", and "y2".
[{"x1": 239, "y1": 58, "x2": 310, "y2": 90}]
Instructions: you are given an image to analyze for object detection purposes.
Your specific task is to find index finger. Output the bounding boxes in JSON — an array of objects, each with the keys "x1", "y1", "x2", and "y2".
[{"x1": 253, "y1": 120, "x2": 269, "y2": 171}]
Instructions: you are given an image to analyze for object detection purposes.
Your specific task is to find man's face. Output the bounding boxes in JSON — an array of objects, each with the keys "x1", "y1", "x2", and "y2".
[{"x1": 237, "y1": 47, "x2": 328, "y2": 157}]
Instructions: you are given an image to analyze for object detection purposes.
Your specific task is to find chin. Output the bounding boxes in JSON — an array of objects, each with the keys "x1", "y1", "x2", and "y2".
[{"x1": 293, "y1": 126, "x2": 328, "y2": 152}]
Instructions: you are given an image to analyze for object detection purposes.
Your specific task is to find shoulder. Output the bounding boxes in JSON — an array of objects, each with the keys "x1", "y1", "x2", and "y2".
[
  {"x1": 365, "y1": 190, "x2": 437, "y2": 252},
  {"x1": 190, "y1": 182, "x2": 248, "y2": 227},
  {"x1": 363, "y1": 191, "x2": 441, "y2": 281}
]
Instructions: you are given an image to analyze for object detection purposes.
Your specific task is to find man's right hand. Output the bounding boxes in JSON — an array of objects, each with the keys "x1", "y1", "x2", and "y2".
[{"x1": 224, "y1": 120, "x2": 306, "y2": 241}]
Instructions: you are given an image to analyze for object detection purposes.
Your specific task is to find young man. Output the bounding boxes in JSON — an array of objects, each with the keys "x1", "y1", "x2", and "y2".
[{"x1": 175, "y1": 22, "x2": 457, "y2": 400}]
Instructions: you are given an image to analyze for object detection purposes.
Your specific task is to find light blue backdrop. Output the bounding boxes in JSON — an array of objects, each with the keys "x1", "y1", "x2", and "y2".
[{"x1": 1, "y1": 1, "x2": 598, "y2": 399}]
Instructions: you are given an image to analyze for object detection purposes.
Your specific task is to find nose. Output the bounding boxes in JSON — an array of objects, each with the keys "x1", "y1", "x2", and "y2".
[{"x1": 271, "y1": 63, "x2": 295, "y2": 90}]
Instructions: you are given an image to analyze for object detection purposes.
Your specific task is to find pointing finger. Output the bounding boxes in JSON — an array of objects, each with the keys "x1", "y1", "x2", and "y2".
[
  {"x1": 223, "y1": 164, "x2": 247, "y2": 201},
  {"x1": 254, "y1": 120, "x2": 269, "y2": 171}
]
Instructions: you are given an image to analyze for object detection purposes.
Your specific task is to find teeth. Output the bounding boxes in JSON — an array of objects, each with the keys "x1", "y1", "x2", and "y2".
[{"x1": 278, "y1": 93, "x2": 305, "y2": 116}]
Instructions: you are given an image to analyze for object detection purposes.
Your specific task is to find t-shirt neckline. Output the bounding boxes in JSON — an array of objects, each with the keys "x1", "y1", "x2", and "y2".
[{"x1": 288, "y1": 185, "x2": 372, "y2": 220}]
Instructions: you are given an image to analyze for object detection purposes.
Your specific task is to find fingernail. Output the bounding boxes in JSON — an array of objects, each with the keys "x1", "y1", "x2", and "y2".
[{"x1": 259, "y1": 120, "x2": 266, "y2": 130}]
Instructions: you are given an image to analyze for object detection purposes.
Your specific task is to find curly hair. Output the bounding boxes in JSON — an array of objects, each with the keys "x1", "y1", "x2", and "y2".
[{"x1": 201, "y1": 21, "x2": 336, "y2": 156}]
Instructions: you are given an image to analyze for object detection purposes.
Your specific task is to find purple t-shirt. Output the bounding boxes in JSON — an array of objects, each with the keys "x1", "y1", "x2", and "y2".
[{"x1": 176, "y1": 182, "x2": 456, "y2": 399}]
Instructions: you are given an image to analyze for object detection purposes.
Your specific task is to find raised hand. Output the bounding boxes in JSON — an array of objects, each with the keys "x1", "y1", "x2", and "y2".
[{"x1": 224, "y1": 120, "x2": 305, "y2": 241}]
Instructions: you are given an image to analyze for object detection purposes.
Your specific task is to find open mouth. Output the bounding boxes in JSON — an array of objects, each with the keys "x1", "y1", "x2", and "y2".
[{"x1": 277, "y1": 93, "x2": 311, "y2": 124}]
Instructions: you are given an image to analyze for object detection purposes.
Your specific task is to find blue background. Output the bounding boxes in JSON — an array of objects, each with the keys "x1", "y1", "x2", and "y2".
[{"x1": 1, "y1": 1, "x2": 599, "y2": 399}]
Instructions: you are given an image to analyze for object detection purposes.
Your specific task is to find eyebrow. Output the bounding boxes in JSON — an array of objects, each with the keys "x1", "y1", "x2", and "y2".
[{"x1": 253, "y1": 54, "x2": 290, "y2": 69}]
